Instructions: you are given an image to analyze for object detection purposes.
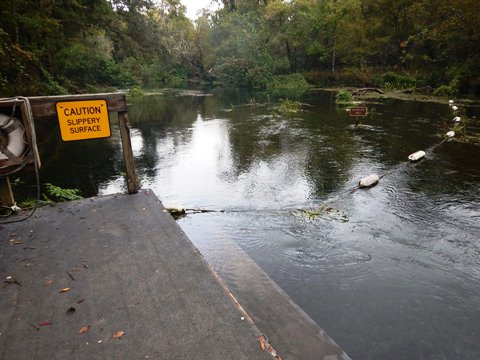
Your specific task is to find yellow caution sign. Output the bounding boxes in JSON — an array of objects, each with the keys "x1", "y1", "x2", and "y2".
[{"x1": 56, "y1": 100, "x2": 111, "y2": 141}]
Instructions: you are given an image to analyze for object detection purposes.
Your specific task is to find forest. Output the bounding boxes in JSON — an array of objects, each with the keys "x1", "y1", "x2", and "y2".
[{"x1": 1, "y1": 0, "x2": 479, "y2": 97}]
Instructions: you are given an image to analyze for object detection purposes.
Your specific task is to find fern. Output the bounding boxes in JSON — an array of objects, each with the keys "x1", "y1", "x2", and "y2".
[{"x1": 44, "y1": 183, "x2": 82, "y2": 202}]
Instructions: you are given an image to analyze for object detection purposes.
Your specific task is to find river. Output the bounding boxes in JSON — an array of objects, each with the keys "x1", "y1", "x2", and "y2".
[{"x1": 33, "y1": 89, "x2": 480, "y2": 359}]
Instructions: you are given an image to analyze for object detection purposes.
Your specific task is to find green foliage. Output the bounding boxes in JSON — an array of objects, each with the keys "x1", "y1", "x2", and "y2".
[
  {"x1": 336, "y1": 90, "x2": 353, "y2": 103},
  {"x1": 433, "y1": 79, "x2": 460, "y2": 97},
  {"x1": 44, "y1": 183, "x2": 82, "y2": 202},
  {"x1": 375, "y1": 72, "x2": 417, "y2": 90},
  {"x1": 18, "y1": 198, "x2": 38, "y2": 208},
  {"x1": 1, "y1": 0, "x2": 479, "y2": 96},
  {"x1": 57, "y1": 43, "x2": 135, "y2": 90},
  {"x1": 267, "y1": 73, "x2": 309, "y2": 92},
  {"x1": 214, "y1": 57, "x2": 272, "y2": 89},
  {"x1": 127, "y1": 86, "x2": 146, "y2": 103},
  {"x1": 278, "y1": 98, "x2": 301, "y2": 113},
  {"x1": 41, "y1": 68, "x2": 68, "y2": 95}
]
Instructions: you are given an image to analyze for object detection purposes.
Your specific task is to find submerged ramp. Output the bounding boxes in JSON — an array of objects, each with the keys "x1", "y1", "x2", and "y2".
[{"x1": 0, "y1": 190, "x2": 349, "y2": 360}]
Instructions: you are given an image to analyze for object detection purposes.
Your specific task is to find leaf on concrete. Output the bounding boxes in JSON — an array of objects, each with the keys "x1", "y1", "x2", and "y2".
[
  {"x1": 59, "y1": 287, "x2": 71, "y2": 293},
  {"x1": 112, "y1": 331, "x2": 125, "y2": 339},
  {"x1": 79, "y1": 325, "x2": 90, "y2": 334},
  {"x1": 257, "y1": 335, "x2": 267, "y2": 350},
  {"x1": 257, "y1": 335, "x2": 281, "y2": 359}
]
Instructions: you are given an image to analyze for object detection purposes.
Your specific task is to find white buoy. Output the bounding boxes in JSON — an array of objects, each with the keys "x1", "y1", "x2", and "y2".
[
  {"x1": 358, "y1": 174, "x2": 380, "y2": 188},
  {"x1": 452, "y1": 105, "x2": 458, "y2": 111},
  {"x1": 453, "y1": 116, "x2": 461, "y2": 123},
  {"x1": 408, "y1": 150, "x2": 426, "y2": 162},
  {"x1": 0, "y1": 114, "x2": 26, "y2": 161},
  {"x1": 446, "y1": 131, "x2": 455, "y2": 138}
]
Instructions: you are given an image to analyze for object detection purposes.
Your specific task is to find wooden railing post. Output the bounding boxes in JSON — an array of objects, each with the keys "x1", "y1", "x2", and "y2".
[
  {"x1": 118, "y1": 111, "x2": 139, "y2": 194},
  {"x1": 0, "y1": 177, "x2": 15, "y2": 206}
]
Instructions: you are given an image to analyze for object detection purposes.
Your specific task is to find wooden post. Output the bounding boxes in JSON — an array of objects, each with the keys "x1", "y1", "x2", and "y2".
[
  {"x1": 118, "y1": 111, "x2": 139, "y2": 194},
  {"x1": 0, "y1": 177, "x2": 15, "y2": 206}
]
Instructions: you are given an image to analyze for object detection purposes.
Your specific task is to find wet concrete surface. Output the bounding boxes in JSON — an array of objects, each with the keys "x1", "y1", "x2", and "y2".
[
  {"x1": 0, "y1": 191, "x2": 273, "y2": 360},
  {"x1": 0, "y1": 190, "x2": 349, "y2": 360}
]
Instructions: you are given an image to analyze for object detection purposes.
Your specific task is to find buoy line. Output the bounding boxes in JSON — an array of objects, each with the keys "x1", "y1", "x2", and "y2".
[
  {"x1": 167, "y1": 132, "x2": 456, "y2": 221},
  {"x1": 349, "y1": 99, "x2": 460, "y2": 193},
  {"x1": 169, "y1": 101, "x2": 460, "y2": 220}
]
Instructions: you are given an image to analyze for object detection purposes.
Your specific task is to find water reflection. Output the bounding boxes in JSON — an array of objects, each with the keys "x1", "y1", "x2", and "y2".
[{"x1": 96, "y1": 90, "x2": 480, "y2": 359}]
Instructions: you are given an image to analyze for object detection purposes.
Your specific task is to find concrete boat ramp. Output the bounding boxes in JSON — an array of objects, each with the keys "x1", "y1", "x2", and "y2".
[{"x1": 0, "y1": 190, "x2": 349, "y2": 360}]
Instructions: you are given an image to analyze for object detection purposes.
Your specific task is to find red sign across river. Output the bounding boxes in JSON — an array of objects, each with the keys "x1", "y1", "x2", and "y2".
[{"x1": 349, "y1": 107, "x2": 368, "y2": 116}]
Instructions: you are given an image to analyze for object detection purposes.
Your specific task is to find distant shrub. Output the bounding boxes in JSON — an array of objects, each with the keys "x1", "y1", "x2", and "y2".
[
  {"x1": 278, "y1": 98, "x2": 301, "y2": 113},
  {"x1": 213, "y1": 57, "x2": 273, "y2": 89},
  {"x1": 127, "y1": 86, "x2": 145, "y2": 103},
  {"x1": 376, "y1": 72, "x2": 417, "y2": 90},
  {"x1": 336, "y1": 90, "x2": 353, "y2": 103},
  {"x1": 267, "y1": 73, "x2": 309, "y2": 92},
  {"x1": 433, "y1": 79, "x2": 460, "y2": 97},
  {"x1": 302, "y1": 71, "x2": 327, "y2": 86},
  {"x1": 336, "y1": 67, "x2": 374, "y2": 86}
]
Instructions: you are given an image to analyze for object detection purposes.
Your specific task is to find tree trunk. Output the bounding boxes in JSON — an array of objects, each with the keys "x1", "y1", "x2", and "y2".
[
  {"x1": 331, "y1": 27, "x2": 337, "y2": 77},
  {"x1": 285, "y1": 40, "x2": 295, "y2": 72}
]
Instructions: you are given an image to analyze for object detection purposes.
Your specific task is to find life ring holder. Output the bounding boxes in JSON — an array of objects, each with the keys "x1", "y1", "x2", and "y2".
[{"x1": 0, "y1": 113, "x2": 28, "y2": 168}]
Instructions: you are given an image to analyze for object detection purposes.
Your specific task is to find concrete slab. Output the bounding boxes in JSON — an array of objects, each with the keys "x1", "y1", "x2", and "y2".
[
  {"x1": 194, "y1": 234, "x2": 351, "y2": 360},
  {"x1": 0, "y1": 191, "x2": 272, "y2": 360}
]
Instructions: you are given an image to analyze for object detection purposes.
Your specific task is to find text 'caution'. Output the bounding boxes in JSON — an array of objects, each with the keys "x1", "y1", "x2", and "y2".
[{"x1": 56, "y1": 100, "x2": 111, "y2": 141}]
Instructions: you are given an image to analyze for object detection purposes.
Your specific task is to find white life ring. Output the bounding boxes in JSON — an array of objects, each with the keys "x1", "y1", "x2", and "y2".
[{"x1": 0, "y1": 113, "x2": 26, "y2": 161}]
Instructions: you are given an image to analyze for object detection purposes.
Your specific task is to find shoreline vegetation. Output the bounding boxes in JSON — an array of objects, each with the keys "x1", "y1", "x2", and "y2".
[{"x1": 1, "y1": 1, "x2": 479, "y2": 100}]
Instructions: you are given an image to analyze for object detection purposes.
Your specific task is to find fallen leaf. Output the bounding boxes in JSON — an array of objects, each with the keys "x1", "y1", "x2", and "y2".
[
  {"x1": 59, "y1": 287, "x2": 71, "y2": 293},
  {"x1": 10, "y1": 239, "x2": 22, "y2": 245},
  {"x1": 112, "y1": 331, "x2": 125, "y2": 339},
  {"x1": 44, "y1": 280, "x2": 54, "y2": 287},
  {"x1": 258, "y1": 335, "x2": 267, "y2": 351},
  {"x1": 38, "y1": 321, "x2": 52, "y2": 326},
  {"x1": 79, "y1": 325, "x2": 90, "y2": 334}
]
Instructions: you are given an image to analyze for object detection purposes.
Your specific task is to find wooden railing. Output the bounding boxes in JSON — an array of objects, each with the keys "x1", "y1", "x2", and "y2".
[{"x1": 0, "y1": 92, "x2": 138, "y2": 206}]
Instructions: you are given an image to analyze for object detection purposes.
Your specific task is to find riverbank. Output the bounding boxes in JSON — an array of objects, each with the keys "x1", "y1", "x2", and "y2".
[{"x1": 317, "y1": 87, "x2": 480, "y2": 106}]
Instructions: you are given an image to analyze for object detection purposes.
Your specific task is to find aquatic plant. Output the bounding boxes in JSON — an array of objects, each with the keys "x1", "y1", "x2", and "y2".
[
  {"x1": 278, "y1": 98, "x2": 301, "y2": 113},
  {"x1": 292, "y1": 204, "x2": 349, "y2": 222},
  {"x1": 44, "y1": 183, "x2": 82, "y2": 202},
  {"x1": 335, "y1": 90, "x2": 353, "y2": 104}
]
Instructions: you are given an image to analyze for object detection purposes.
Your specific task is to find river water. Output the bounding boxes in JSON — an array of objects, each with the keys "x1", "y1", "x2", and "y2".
[{"x1": 34, "y1": 89, "x2": 480, "y2": 359}]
